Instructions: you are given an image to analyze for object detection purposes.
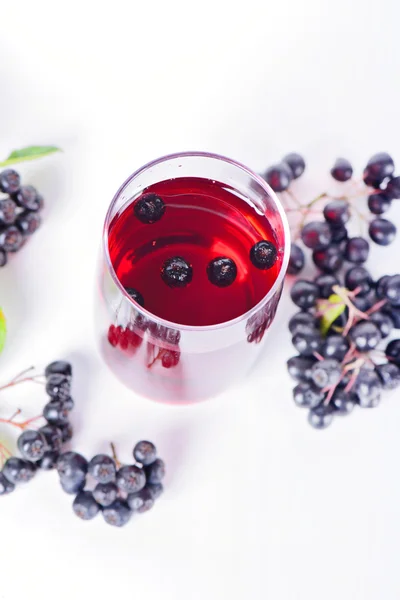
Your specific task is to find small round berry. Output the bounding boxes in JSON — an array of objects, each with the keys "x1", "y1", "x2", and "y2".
[
  {"x1": 312, "y1": 245, "x2": 343, "y2": 273},
  {"x1": 0, "y1": 198, "x2": 17, "y2": 225},
  {"x1": 332, "y1": 390, "x2": 357, "y2": 415},
  {"x1": 368, "y1": 193, "x2": 392, "y2": 215},
  {"x1": 329, "y1": 224, "x2": 348, "y2": 244},
  {"x1": 116, "y1": 465, "x2": 146, "y2": 494},
  {"x1": 344, "y1": 237, "x2": 369, "y2": 264},
  {"x1": 382, "y1": 305, "x2": 400, "y2": 329},
  {"x1": 57, "y1": 452, "x2": 88, "y2": 480},
  {"x1": 292, "y1": 330, "x2": 323, "y2": 357},
  {"x1": 127, "y1": 487, "x2": 154, "y2": 513},
  {"x1": 263, "y1": 162, "x2": 293, "y2": 192},
  {"x1": 355, "y1": 369, "x2": 382, "y2": 408},
  {"x1": 310, "y1": 359, "x2": 341, "y2": 389},
  {"x1": 288, "y1": 312, "x2": 316, "y2": 335},
  {"x1": 382, "y1": 274, "x2": 400, "y2": 306},
  {"x1": 330, "y1": 157, "x2": 353, "y2": 182},
  {"x1": 161, "y1": 256, "x2": 193, "y2": 288},
  {"x1": 301, "y1": 221, "x2": 332, "y2": 249},
  {"x1": 16, "y1": 212, "x2": 41, "y2": 235},
  {"x1": 103, "y1": 500, "x2": 132, "y2": 527},
  {"x1": 322, "y1": 335, "x2": 349, "y2": 361},
  {"x1": 17, "y1": 430, "x2": 48, "y2": 462},
  {"x1": 293, "y1": 382, "x2": 324, "y2": 408},
  {"x1": 58, "y1": 422, "x2": 73, "y2": 443},
  {"x1": 363, "y1": 152, "x2": 395, "y2": 187},
  {"x1": 45, "y1": 360, "x2": 72, "y2": 379},
  {"x1": 147, "y1": 482, "x2": 164, "y2": 499},
  {"x1": 375, "y1": 363, "x2": 400, "y2": 390},
  {"x1": 124, "y1": 287, "x2": 145, "y2": 307},
  {"x1": 349, "y1": 321, "x2": 382, "y2": 351},
  {"x1": 73, "y1": 491, "x2": 100, "y2": 521},
  {"x1": 369, "y1": 218, "x2": 396, "y2": 246},
  {"x1": 38, "y1": 451, "x2": 59, "y2": 470},
  {"x1": 344, "y1": 266, "x2": 373, "y2": 296},
  {"x1": 145, "y1": 458, "x2": 166, "y2": 484},
  {"x1": 287, "y1": 356, "x2": 316, "y2": 382},
  {"x1": 133, "y1": 441, "x2": 157, "y2": 466},
  {"x1": 386, "y1": 176, "x2": 400, "y2": 200},
  {"x1": 46, "y1": 373, "x2": 71, "y2": 401},
  {"x1": 282, "y1": 153, "x2": 305, "y2": 179},
  {"x1": 13, "y1": 185, "x2": 40, "y2": 211},
  {"x1": 134, "y1": 193, "x2": 165, "y2": 224},
  {"x1": 2, "y1": 457, "x2": 36, "y2": 484},
  {"x1": 0, "y1": 472, "x2": 15, "y2": 495},
  {"x1": 0, "y1": 248, "x2": 7, "y2": 267},
  {"x1": 250, "y1": 240, "x2": 278, "y2": 270},
  {"x1": 60, "y1": 475, "x2": 86, "y2": 495},
  {"x1": 88, "y1": 454, "x2": 116, "y2": 484},
  {"x1": 287, "y1": 243, "x2": 305, "y2": 275},
  {"x1": 0, "y1": 169, "x2": 20, "y2": 194},
  {"x1": 385, "y1": 339, "x2": 400, "y2": 365},
  {"x1": 314, "y1": 273, "x2": 339, "y2": 299},
  {"x1": 161, "y1": 349, "x2": 180, "y2": 368},
  {"x1": 369, "y1": 311, "x2": 394, "y2": 338},
  {"x1": 207, "y1": 257, "x2": 237, "y2": 287},
  {"x1": 308, "y1": 404, "x2": 334, "y2": 429},
  {"x1": 290, "y1": 280, "x2": 319, "y2": 309},
  {"x1": 376, "y1": 275, "x2": 391, "y2": 299},
  {"x1": 93, "y1": 482, "x2": 118, "y2": 507},
  {"x1": 323, "y1": 200, "x2": 350, "y2": 225},
  {"x1": 0, "y1": 226, "x2": 24, "y2": 252}
]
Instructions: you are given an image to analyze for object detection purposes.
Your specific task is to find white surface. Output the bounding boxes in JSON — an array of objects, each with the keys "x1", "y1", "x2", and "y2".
[{"x1": 1, "y1": 1, "x2": 400, "y2": 599}]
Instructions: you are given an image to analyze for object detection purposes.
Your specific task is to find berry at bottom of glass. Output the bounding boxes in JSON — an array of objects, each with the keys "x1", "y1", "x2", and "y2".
[{"x1": 97, "y1": 152, "x2": 290, "y2": 403}]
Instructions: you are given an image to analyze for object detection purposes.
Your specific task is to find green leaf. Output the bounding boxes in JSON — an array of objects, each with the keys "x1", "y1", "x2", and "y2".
[
  {"x1": 0, "y1": 308, "x2": 6, "y2": 354},
  {"x1": 318, "y1": 294, "x2": 346, "y2": 337},
  {"x1": 0, "y1": 145, "x2": 61, "y2": 167}
]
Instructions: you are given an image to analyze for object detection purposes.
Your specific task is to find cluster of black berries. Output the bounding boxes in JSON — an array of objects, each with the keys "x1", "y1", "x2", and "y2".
[
  {"x1": 0, "y1": 169, "x2": 44, "y2": 267},
  {"x1": 288, "y1": 271, "x2": 400, "y2": 429},
  {"x1": 58, "y1": 442, "x2": 165, "y2": 527},
  {"x1": 0, "y1": 361, "x2": 74, "y2": 493}
]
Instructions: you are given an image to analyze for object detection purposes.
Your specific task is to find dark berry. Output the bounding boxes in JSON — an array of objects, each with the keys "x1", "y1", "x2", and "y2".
[
  {"x1": 0, "y1": 226, "x2": 23, "y2": 252},
  {"x1": 312, "y1": 245, "x2": 343, "y2": 273},
  {"x1": 301, "y1": 221, "x2": 332, "y2": 249},
  {"x1": 385, "y1": 339, "x2": 400, "y2": 365},
  {"x1": 147, "y1": 482, "x2": 164, "y2": 499},
  {"x1": 43, "y1": 400, "x2": 70, "y2": 425},
  {"x1": 17, "y1": 430, "x2": 48, "y2": 462},
  {"x1": 369, "y1": 312, "x2": 394, "y2": 338},
  {"x1": 322, "y1": 335, "x2": 349, "y2": 361},
  {"x1": 329, "y1": 224, "x2": 348, "y2": 244},
  {"x1": 288, "y1": 312, "x2": 316, "y2": 335},
  {"x1": 88, "y1": 454, "x2": 116, "y2": 484},
  {"x1": 344, "y1": 266, "x2": 373, "y2": 296},
  {"x1": 375, "y1": 363, "x2": 400, "y2": 390},
  {"x1": 62, "y1": 397, "x2": 74, "y2": 411},
  {"x1": 382, "y1": 304, "x2": 400, "y2": 329},
  {"x1": 145, "y1": 458, "x2": 166, "y2": 484},
  {"x1": 363, "y1": 152, "x2": 395, "y2": 187},
  {"x1": 207, "y1": 257, "x2": 237, "y2": 287},
  {"x1": 331, "y1": 158, "x2": 353, "y2": 182},
  {"x1": 349, "y1": 321, "x2": 381, "y2": 351},
  {"x1": 344, "y1": 237, "x2": 369, "y2": 264},
  {"x1": 127, "y1": 487, "x2": 154, "y2": 513},
  {"x1": 73, "y1": 491, "x2": 100, "y2": 521},
  {"x1": 133, "y1": 441, "x2": 157, "y2": 466},
  {"x1": 57, "y1": 452, "x2": 88, "y2": 480},
  {"x1": 0, "y1": 169, "x2": 20, "y2": 194},
  {"x1": 3, "y1": 457, "x2": 36, "y2": 484},
  {"x1": 352, "y1": 295, "x2": 373, "y2": 312},
  {"x1": 46, "y1": 373, "x2": 71, "y2": 401},
  {"x1": 332, "y1": 390, "x2": 357, "y2": 415},
  {"x1": 292, "y1": 329, "x2": 323, "y2": 357},
  {"x1": 0, "y1": 248, "x2": 7, "y2": 267},
  {"x1": 61, "y1": 475, "x2": 86, "y2": 495},
  {"x1": 124, "y1": 287, "x2": 144, "y2": 307},
  {"x1": 290, "y1": 280, "x2": 319, "y2": 309},
  {"x1": 0, "y1": 198, "x2": 17, "y2": 225},
  {"x1": 376, "y1": 275, "x2": 391, "y2": 299},
  {"x1": 161, "y1": 349, "x2": 180, "y2": 368},
  {"x1": 368, "y1": 193, "x2": 392, "y2": 215},
  {"x1": 369, "y1": 218, "x2": 396, "y2": 246},
  {"x1": 13, "y1": 185, "x2": 41, "y2": 211},
  {"x1": 263, "y1": 162, "x2": 292, "y2": 192},
  {"x1": 161, "y1": 256, "x2": 192, "y2": 288},
  {"x1": 16, "y1": 212, "x2": 41, "y2": 236},
  {"x1": 249, "y1": 240, "x2": 278, "y2": 270},
  {"x1": 282, "y1": 153, "x2": 305, "y2": 179},
  {"x1": 308, "y1": 404, "x2": 334, "y2": 429},
  {"x1": 58, "y1": 422, "x2": 73, "y2": 443},
  {"x1": 386, "y1": 176, "x2": 400, "y2": 200},
  {"x1": 45, "y1": 360, "x2": 72, "y2": 379},
  {"x1": 103, "y1": 500, "x2": 132, "y2": 527},
  {"x1": 0, "y1": 472, "x2": 15, "y2": 495},
  {"x1": 293, "y1": 382, "x2": 324, "y2": 408},
  {"x1": 134, "y1": 193, "x2": 165, "y2": 224},
  {"x1": 287, "y1": 243, "x2": 304, "y2": 275},
  {"x1": 287, "y1": 356, "x2": 317, "y2": 382},
  {"x1": 311, "y1": 359, "x2": 341, "y2": 388},
  {"x1": 355, "y1": 369, "x2": 382, "y2": 408},
  {"x1": 382, "y1": 274, "x2": 400, "y2": 306},
  {"x1": 93, "y1": 482, "x2": 118, "y2": 507},
  {"x1": 323, "y1": 200, "x2": 350, "y2": 225},
  {"x1": 38, "y1": 451, "x2": 59, "y2": 470},
  {"x1": 116, "y1": 465, "x2": 146, "y2": 494},
  {"x1": 314, "y1": 274, "x2": 339, "y2": 298}
]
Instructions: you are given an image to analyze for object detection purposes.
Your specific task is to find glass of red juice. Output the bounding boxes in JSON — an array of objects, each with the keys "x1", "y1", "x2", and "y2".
[{"x1": 97, "y1": 152, "x2": 290, "y2": 403}]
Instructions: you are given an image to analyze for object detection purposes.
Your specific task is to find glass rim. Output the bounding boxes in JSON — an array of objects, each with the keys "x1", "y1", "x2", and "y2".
[{"x1": 102, "y1": 150, "x2": 291, "y2": 332}]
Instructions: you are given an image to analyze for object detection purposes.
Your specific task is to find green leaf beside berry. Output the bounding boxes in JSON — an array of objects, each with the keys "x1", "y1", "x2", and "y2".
[
  {"x1": 317, "y1": 294, "x2": 346, "y2": 337},
  {"x1": 0, "y1": 145, "x2": 61, "y2": 168}
]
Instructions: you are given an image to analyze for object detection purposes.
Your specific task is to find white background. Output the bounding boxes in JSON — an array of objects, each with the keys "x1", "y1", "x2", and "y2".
[{"x1": 1, "y1": 1, "x2": 400, "y2": 599}]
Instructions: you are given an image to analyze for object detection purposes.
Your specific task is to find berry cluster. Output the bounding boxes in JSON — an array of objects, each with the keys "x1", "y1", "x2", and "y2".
[
  {"x1": 58, "y1": 441, "x2": 165, "y2": 527},
  {"x1": 0, "y1": 168, "x2": 44, "y2": 266}
]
